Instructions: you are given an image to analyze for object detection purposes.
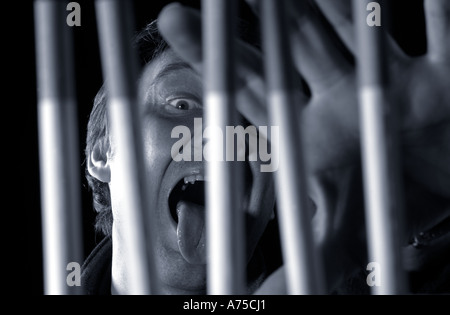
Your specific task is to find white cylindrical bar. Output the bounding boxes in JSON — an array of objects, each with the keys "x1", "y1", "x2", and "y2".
[
  {"x1": 202, "y1": 0, "x2": 246, "y2": 295},
  {"x1": 354, "y1": 0, "x2": 406, "y2": 294},
  {"x1": 95, "y1": 0, "x2": 159, "y2": 294},
  {"x1": 261, "y1": 0, "x2": 325, "y2": 295},
  {"x1": 34, "y1": 0, "x2": 83, "y2": 295}
]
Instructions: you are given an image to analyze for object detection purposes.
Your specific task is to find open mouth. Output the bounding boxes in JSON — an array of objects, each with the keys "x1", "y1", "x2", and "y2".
[
  {"x1": 168, "y1": 173, "x2": 208, "y2": 265},
  {"x1": 168, "y1": 174, "x2": 206, "y2": 224},
  {"x1": 168, "y1": 165, "x2": 253, "y2": 224},
  {"x1": 167, "y1": 165, "x2": 253, "y2": 265}
]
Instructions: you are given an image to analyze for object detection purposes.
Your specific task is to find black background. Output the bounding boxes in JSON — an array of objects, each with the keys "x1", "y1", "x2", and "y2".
[{"x1": 25, "y1": 0, "x2": 427, "y2": 295}]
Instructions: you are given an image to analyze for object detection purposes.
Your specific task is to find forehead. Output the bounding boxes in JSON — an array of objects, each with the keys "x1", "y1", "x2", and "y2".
[{"x1": 139, "y1": 49, "x2": 195, "y2": 89}]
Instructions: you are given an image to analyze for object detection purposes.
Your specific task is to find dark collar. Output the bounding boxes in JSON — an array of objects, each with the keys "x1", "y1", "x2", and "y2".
[{"x1": 81, "y1": 236, "x2": 112, "y2": 295}]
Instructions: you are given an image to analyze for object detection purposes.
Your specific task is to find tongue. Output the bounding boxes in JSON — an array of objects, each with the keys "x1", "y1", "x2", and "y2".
[{"x1": 176, "y1": 201, "x2": 206, "y2": 264}]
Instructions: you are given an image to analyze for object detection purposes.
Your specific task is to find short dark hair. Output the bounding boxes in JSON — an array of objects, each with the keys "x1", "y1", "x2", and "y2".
[{"x1": 85, "y1": 20, "x2": 166, "y2": 236}]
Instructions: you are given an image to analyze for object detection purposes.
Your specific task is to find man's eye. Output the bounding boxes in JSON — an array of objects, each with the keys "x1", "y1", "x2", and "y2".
[{"x1": 166, "y1": 98, "x2": 200, "y2": 111}]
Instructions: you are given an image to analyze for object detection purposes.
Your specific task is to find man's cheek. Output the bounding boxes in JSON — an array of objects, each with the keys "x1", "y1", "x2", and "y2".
[{"x1": 143, "y1": 122, "x2": 178, "y2": 163}]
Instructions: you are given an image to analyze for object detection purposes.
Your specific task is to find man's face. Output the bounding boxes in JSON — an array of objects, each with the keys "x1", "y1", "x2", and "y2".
[{"x1": 108, "y1": 49, "x2": 275, "y2": 294}]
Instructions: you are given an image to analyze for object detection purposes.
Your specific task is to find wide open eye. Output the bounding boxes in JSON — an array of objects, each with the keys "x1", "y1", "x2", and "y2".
[{"x1": 165, "y1": 97, "x2": 202, "y2": 113}]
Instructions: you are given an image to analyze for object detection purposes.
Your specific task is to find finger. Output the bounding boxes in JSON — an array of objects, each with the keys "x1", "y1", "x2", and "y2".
[
  {"x1": 287, "y1": 0, "x2": 352, "y2": 95},
  {"x1": 313, "y1": 0, "x2": 355, "y2": 53},
  {"x1": 157, "y1": 3, "x2": 269, "y2": 128},
  {"x1": 313, "y1": 0, "x2": 406, "y2": 62},
  {"x1": 157, "y1": 3, "x2": 202, "y2": 71},
  {"x1": 425, "y1": 0, "x2": 450, "y2": 63}
]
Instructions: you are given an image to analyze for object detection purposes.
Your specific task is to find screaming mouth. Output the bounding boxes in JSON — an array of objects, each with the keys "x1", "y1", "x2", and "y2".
[
  {"x1": 168, "y1": 165, "x2": 254, "y2": 224},
  {"x1": 169, "y1": 175, "x2": 206, "y2": 223}
]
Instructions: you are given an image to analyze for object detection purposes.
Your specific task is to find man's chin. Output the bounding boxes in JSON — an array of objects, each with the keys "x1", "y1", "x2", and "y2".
[{"x1": 158, "y1": 259, "x2": 207, "y2": 294}]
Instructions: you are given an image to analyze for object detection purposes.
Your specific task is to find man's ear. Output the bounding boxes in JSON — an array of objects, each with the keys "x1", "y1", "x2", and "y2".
[{"x1": 87, "y1": 140, "x2": 111, "y2": 183}]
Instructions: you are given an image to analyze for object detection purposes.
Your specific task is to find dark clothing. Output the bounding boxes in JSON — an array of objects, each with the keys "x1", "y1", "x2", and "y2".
[
  {"x1": 80, "y1": 236, "x2": 270, "y2": 295},
  {"x1": 81, "y1": 232, "x2": 450, "y2": 295},
  {"x1": 81, "y1": 236, "x2": 112, "y2": 295}
]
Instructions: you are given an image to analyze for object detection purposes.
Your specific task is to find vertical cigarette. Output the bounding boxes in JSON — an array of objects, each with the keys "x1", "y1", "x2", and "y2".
[
  {"x1": 95, "y1": 0, "x2": 159, "y2": 294},
  {"x1": 34, "y1": 0, "x2": 83, "y2": 295},
  {"x1": 202, "y1": 0, "x2": 246, "y2": 295},
  {"x1": 261, "y1": 0, "x2": 325, "y2": 295},
  {"x1": 353, "y1": 0, "x2": 406, "y2": 294}
]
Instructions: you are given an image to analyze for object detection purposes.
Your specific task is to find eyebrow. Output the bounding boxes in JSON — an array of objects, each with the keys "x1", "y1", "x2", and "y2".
[
  {"x1": 143, "y1": 61, "x2": 195, "y2": 103},
  {"x1": 153, "y1": 61, "x2": 194, "y2": 83},
  {"x1": 144, "y1": 61, "x2": 194, "y2": 97}
]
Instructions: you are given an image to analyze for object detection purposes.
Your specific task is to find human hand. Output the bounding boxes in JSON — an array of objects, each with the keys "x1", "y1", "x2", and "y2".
[
  {"x1": 255, "y1": 0, "x2": 450, "y2": 292},
  {"x1": 156, "y1": 0, "x2": 450, "y2": 292}
]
